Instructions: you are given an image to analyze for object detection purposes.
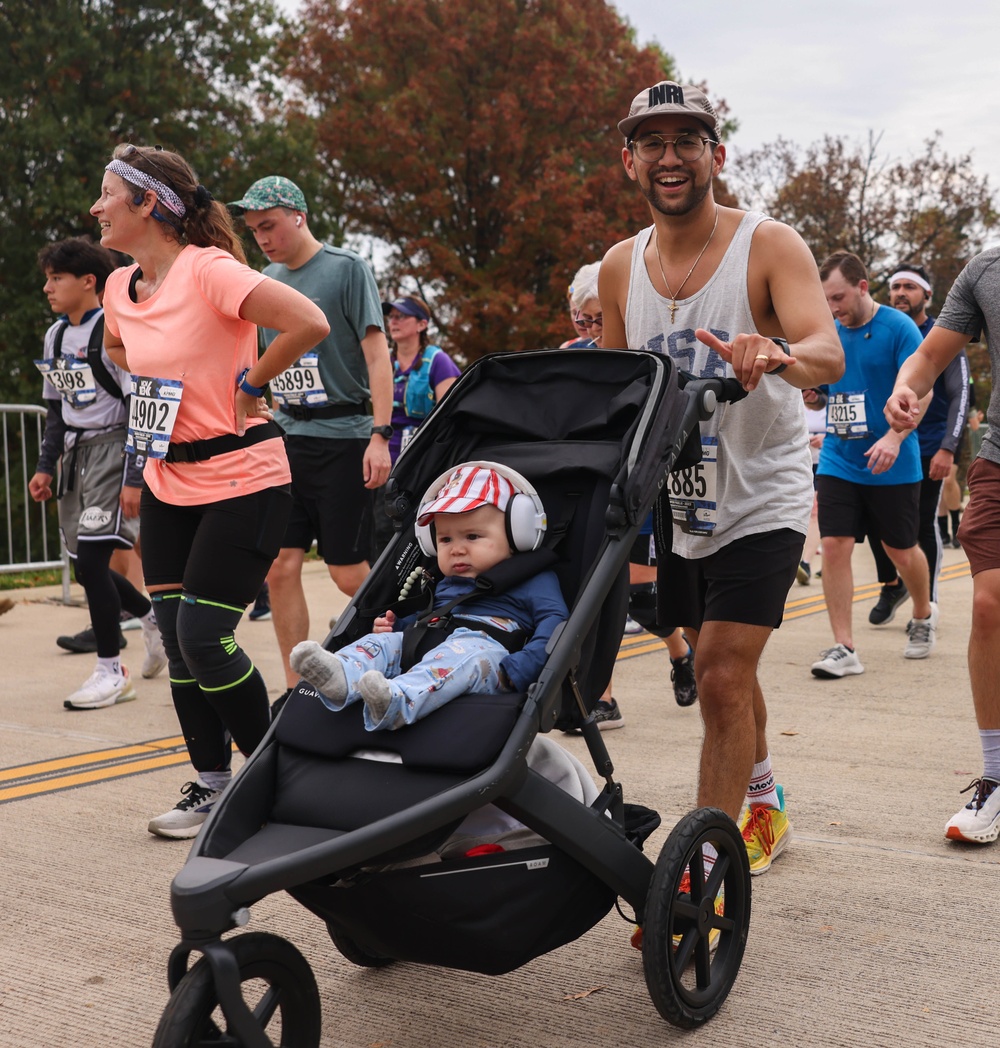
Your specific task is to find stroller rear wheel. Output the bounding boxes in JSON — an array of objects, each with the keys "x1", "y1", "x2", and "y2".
[
  {"x1": 152, "y1": 931, "x2": 321, "y2": 1047},
  {"x1": 326, "y1": 921, "x2": 395, "y2": 968},
  {"x1": 641, "y1": 806, "x2": 751, "y2": 1028}
]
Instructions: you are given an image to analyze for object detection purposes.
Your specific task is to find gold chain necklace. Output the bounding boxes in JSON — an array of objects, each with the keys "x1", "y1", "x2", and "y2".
[{"x1": 653, "y1": 205, "x2": 720, "y2": 324}]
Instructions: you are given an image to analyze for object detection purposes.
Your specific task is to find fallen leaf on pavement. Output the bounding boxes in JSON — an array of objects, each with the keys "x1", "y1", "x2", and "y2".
[{"x1": 563, "y1": 985, "x2": 609, "y2": 1001}]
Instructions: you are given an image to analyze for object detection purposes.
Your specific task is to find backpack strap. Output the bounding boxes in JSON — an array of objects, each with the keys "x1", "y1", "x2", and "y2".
[
  {"x1": 86, "y1": 317, "x2": 125, "y2": 403},
  {"x1": 52, "y1": 317, "x2": 123, "y2": 403}
]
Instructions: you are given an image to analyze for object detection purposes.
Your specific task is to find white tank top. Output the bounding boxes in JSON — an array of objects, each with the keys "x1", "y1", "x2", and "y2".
[{"x1": 625, "y1": 211, "x2": 812, "y2": 558}]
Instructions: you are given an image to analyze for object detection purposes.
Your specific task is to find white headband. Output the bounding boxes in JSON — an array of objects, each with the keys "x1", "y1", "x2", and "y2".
[
  {"x1": 106, "y1": 159, "x2": 187, "y2": 218},
  {"x1": 889, "y1": 270, "x2": 931, "y2": 293}
]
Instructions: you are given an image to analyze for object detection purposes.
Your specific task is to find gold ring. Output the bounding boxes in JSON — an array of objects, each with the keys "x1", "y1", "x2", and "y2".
[{"x1": 754, "y1": 354, "x2": 770, "y2": 362}]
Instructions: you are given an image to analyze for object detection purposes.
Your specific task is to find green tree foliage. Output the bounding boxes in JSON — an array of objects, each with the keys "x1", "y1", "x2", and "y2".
[
  {"x1": 0, "y1": 0, "x2": 313, "y2": 405},
  {"x1": 280, "y1": 0, "x2": 683, "y2": 361},
  {"x1": 728, "y1": 131, "x2": 998, "y2": 399}
]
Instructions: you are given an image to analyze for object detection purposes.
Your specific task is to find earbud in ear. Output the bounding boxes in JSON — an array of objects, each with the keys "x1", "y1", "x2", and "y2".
[{"x1": 295, "y1": 216, "x2": 303, "y2": 227}]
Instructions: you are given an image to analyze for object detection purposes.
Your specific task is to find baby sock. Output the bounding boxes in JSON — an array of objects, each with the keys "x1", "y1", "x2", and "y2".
[
  {"x1": 357, "y1": 670, "x2": 394, "y2": 724},
  {"x1": 289, "y1": 640, "x2": 348, "y2": 703}
]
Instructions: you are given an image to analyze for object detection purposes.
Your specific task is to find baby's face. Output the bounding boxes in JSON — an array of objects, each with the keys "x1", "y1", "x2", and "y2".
[{"x1": 435, "y1": 505, "x2": 512, "y2": 578}]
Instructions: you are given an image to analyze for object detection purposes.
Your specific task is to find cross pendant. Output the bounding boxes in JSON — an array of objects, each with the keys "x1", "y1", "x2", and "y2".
[{"x1": 669, "y1": 300, "x2": 678, "y2": 324}]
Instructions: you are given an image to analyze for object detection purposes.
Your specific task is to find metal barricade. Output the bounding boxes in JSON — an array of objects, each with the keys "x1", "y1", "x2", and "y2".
[{"x1": 1, "y1": 404, "x2": 71, "y2": 602}]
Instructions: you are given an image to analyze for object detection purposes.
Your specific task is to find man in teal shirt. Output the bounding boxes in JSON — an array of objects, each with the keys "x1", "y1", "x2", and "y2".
[{"x1": 230, "y1": 176, "x2": 393, "y2": 700}]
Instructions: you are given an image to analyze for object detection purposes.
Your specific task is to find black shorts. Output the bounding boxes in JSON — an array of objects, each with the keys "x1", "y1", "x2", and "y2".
[
  {"x1": 816, "y1": 474, "x2": 920, "y2": 549},
  {"x1": 629, "y1": 531, "x2": 657, "y2": 566},
  {"x1": 140, "y1": 485, "x2": 291, "y2": 606},
  {"x1": 655, "y1": 528, "x2": 803, "y2": 632},
  {"x1": 283, "y1": 435, "x2": 374, "y2": 565}
]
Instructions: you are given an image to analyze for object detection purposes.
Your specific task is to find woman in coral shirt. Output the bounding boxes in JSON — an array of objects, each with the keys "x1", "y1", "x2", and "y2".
[{"x1": 93, "y1": 144, "x2": 329, "y2": 839}]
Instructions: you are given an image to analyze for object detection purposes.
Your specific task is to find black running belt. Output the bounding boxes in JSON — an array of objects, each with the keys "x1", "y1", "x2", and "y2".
[{"x1": 164, "y1": 420, "x2": 283, "y2": 463}]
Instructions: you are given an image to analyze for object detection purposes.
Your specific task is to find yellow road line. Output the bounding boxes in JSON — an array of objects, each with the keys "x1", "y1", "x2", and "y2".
[
  {"x1": 0, "y1": 751, "x2": 191, "y2": 803},
  {"x1": 0, "y1": 736, "x2": 185, "y2": 782}
]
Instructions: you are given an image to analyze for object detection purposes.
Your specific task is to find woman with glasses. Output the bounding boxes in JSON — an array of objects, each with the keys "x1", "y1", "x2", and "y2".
[
  {"x1": 91, "y1": 144, "x2": 329, "y2": 839},
  {"x1": 374, "y1": 294, "x2": 461, "y2": 554}
]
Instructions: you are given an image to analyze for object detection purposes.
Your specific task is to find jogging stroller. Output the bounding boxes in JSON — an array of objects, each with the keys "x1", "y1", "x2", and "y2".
[{"x1": 153, "y1": 349, "x2": 753, "y2": 1045}]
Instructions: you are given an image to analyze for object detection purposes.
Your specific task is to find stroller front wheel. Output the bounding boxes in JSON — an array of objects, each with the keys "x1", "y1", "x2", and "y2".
[
  {"x1": 152, "y1": 931, "x2": 321, "y2": 1047},
  {"x1": 641, "y1": 806, "x2": 751, "y2": 1028}
]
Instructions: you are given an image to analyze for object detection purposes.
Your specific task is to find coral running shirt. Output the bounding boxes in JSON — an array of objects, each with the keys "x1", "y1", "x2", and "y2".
[{"x1": 102, "y1": 245, "x2": 290, "y2": 505}]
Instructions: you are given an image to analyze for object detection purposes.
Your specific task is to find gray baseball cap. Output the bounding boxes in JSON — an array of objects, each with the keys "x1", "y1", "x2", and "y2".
[{"x1": 617, "y1": 81, "x2": 720, "y2": 141}]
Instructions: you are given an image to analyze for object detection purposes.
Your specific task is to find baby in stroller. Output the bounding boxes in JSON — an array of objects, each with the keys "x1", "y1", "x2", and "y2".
[{"x1": 289, "y1": 461, "x2": 568, "y2": 730}]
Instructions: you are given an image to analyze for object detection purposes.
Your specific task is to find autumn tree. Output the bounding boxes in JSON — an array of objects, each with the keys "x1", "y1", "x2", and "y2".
[
  {"x1": 281, "y1": 0, "x2": 694, "y2": 361},
  {"x1": 728, "y1": 131, "x2": 997, "y2": 397},
  {"x1": 0, "y1": 0, "x2": 319, "y2": 404},
  {"x1": 730, "y1": 132, "x2": 997, "y2": 297}
]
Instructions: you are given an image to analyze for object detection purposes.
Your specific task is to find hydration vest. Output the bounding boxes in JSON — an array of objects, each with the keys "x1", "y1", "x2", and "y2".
[{"x1": 396, "y1": 346, "x2": 443, "y2": 420}]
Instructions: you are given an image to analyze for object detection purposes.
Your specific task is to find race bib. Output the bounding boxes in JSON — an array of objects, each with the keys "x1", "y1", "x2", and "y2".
[
  {"x1": 826, "y1": 392, "x2": 870, "y2": 439},
  {"x1": 270, "y1": 353, "x2": 329, "y2": 408},
  {"x1": 35, "y1": 358, "x2": 97, "y2": 409},
  {"x1": 668, "y1": 437, "x2": 718, "y2": 535},
  {"x1": 127, "y1": 375, "x2": 183, "y2": 458},
  {"x1": 400, "y1": 425, "x2": 417, "y2": 451}
]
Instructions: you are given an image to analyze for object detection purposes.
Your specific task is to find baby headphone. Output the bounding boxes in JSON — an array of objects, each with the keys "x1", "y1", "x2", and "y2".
[{"x1": 414, "y1": 460, "x2": 547, "y2": 557}]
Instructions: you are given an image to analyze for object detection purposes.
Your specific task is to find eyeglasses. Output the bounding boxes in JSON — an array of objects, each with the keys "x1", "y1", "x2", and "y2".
[
  {"x1": 630, "y1": 133, "x2": 715, "y2": 164},
  {"x1": 579, "y1": 314, "x2": 603, "y2": 328}
]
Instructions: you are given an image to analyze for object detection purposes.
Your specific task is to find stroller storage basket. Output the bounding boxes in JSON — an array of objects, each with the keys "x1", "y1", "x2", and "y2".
[{"x1": 291, "y1": 843, "x2": 615, "y2": 976}]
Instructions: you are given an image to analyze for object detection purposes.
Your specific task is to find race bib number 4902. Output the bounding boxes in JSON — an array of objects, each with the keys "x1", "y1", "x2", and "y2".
[
  {"x1": 668, "y1": 437, "x2": 718, "y2": 535},
  {"x1": 127, "y1": 376, "x2": 183, "y2": 458}
]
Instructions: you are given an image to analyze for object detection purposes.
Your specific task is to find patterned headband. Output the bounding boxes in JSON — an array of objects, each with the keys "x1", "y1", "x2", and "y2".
[{"x1": 106, "y1": 159, "x2": 187, "y2": 218}]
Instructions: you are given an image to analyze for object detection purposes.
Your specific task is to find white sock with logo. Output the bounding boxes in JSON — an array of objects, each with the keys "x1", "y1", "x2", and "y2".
[
  {"x1": 746, "y1": 755, "x2": 780, "y2": 810},
  {"x1": 97, "y1": 656, "x2": 122, "y2": 677}
]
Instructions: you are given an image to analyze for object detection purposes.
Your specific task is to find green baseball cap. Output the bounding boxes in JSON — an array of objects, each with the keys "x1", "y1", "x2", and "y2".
[{"x1": 228, "y1": 176, "x2": 308, "y2": 214}]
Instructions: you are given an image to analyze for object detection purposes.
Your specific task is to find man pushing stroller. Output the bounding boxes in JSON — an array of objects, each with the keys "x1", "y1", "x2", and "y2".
[{"x1": 291, "y1": 462, "x2": 568, "y2": 730}]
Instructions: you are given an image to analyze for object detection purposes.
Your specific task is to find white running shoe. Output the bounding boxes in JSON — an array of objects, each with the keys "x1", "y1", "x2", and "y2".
[
  {"x1": 141, "y1": 625, "x2": 167, "y2": 678},
  {"x1": 945, "y1": 778, "x2": 1000, "y2": 843},
  {"x1": 904, "y1": 603, "x2": 939, "y2": 659},
  {"x1": 811, "y1": 644, "x2": 864, "y2": 679},
  {"x1": 147, "y1": 780, "x2": 225, "y2": 839},
  {"x1": 623, "y1": 616, "x2": 644, "y2": 636},
  {"x1": 64, "y1": 664, "x2": 137, "y2": 709}
]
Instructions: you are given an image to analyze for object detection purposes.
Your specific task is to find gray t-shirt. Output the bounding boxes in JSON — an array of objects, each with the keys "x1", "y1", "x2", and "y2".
[
  {"x1": 260, "y1": 244, "x2": 385, "y2": 439},
  {"x1": 934, "y1": 248, "x2": 1000, "y2": 465}
]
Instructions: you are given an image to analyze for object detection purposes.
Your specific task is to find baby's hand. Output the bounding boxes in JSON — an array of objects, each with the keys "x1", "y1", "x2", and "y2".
[{"x1": 373, "y1": 610, "x2": 396, "y2": 634}]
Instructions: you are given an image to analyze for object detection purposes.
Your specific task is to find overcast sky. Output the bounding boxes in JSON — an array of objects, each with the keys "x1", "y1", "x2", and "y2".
[
  {"x1": 614, "y1": 0, "x2": 1000, "y2": 187},
  {"x1": 276, "y1": 1, "x2": 998, "y2": 184}
]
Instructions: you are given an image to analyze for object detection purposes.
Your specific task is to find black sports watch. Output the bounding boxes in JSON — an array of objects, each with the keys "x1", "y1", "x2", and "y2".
[
  {"x1": 766, "y1": 337, "x2": 790, "y2": 375},
  {"x1": 371, "y1": 424, "x2": 393, "y2": 439}
]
